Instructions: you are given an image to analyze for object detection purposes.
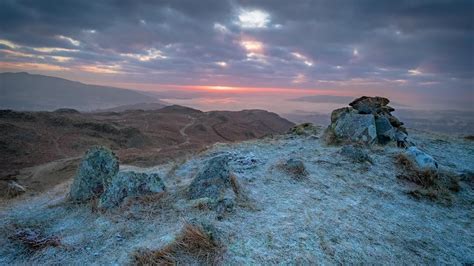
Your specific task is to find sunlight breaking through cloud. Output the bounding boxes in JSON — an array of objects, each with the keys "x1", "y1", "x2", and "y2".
[{"x1": 237, "y1": 9, "x2": 270, "y2": 28}]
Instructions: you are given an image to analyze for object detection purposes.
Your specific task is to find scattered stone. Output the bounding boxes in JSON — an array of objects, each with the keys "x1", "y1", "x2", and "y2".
[
  {"x1": 333, "y1": 112, "x2": 377, "y2": 144},
  {"x1": 404, "y1": 146, "x2": 438, "y2": 172},
  {"x1": 69, "y1": 146, "x2": 119, "y2": 202},
  {"x1": 340, "y1": 145, "x2": 372, "y2": 164},
  {"x1": 288, "y1": 123, "x2": 320, "y2": 136},
  {"x1": 230, "y1": 152, "x2": 259, "y2": 170},
  {"x1": 99, "y1": 171, "x2": 166, "y2": 209},
  {"x1": 280, "y1": 158, "x2": 308, "y2": 179},
  {"x1": 0, "y1": 180, "x2": 26, "y2": 198}
]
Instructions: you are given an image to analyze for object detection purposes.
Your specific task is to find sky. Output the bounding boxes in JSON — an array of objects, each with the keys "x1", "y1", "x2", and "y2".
[{"x1": 0, "y1": 0, "x2": 473, "y2": 113}]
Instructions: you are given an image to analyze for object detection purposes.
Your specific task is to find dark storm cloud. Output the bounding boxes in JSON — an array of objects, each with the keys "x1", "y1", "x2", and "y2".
[{"x1": 0, "y1": 0, "x2": 472, "y2": 106}]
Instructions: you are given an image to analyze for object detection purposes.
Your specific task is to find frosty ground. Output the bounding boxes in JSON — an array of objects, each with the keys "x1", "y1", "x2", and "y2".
[{"x1": 0, "y1": 129, "x2": 473, "y2": 264}]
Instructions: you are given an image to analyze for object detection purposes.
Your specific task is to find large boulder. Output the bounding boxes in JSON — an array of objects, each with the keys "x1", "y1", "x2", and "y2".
[
  {"x1": 189, "y1": 156, "x2": 233, "y2": 200},
  {"x1": 404, "y1": 146, "x2": 438, "y2": 172},
  {"x1": 349, "y1": 96, "x2": 390, "y2": 114},
  {"x1": 333, "y1": 112, "x2": 377, "y2": 144},
  {"x1": 188, "y1": 155, "x2": 239, "y2": 219},
  {"x1": 99, "y1": 171, "x2": 166, "y2": 208},
  {"x1": 70, "y1": 146, "x2": 119, "y2": 202}
]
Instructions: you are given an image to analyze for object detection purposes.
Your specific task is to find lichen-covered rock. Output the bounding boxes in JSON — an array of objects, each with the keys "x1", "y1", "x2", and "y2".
[
  {"x1": 189, "y1": 155, "x2": 232, "y2": 200},
  {"x1": 375, "y1": 116, "x2": 395, "y2": 144},
  {"x1": 340, "y1": 145, "x2": 372, "y2": 164},
  {"x1": 333, "y1": 112, "x2": 377, "y2": 144},
  {"x1": 69, "y1": 146, "x2": 119, "y2": 202},
  {"x1": 349, "y1": 96, "x2": 390, "y2": 114},
  {"x1": 99, "y1": 171, "x2": 165, "y2": 208},
  {"x1": 404, "y1": 146, "x2": 438, "y2": 172},
  {"x1": 288, "y1": 123, "x2": 320, "y2": 136}
]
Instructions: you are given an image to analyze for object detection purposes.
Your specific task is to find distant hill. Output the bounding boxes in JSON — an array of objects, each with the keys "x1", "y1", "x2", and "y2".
[
  {"x1": 0, "y1": 106, "x2": 294, "y2": 183},
  {"x1": 0, "y1": 72, "x2": 162, "y2": 111},
  {"x1": 94, "y1": 102, "x2": 168, "y2": 113}
]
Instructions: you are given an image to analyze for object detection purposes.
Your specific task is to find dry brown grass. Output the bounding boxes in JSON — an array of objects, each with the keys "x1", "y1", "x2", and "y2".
[
  {"x1": 395, "y1": 153, "x2": 460, "y2": 204},
  {"x1": 229, "y1": 173, "x2": 241, "y2": 195},
  {"x1": 464, "y1": 135, "x2": 474, "y2": 141},
  {"x1": 132, "y1": 222, "x2": 223, "y2": 265},
  {"x1": 8, "y1": 227, "x2": 61, "y2": 251},
  {"x1": 395, "y1": 154, "x2": 438, "y2": 187}
]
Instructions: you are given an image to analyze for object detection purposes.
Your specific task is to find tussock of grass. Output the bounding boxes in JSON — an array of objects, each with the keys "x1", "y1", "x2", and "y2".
[
  {"x1": 395, "y1": 153, "x2": 460, "y2": 204},
  {"x1": 132, "y1": 223, "x2": 222, "y2": 265},
  {"x1": 8, "y1": 227, "x2": 61, "y2": 250},
  {"x1": 395, "y1": 154, "x2": 438, "y2": 187},
  {"x1": 288, "y1": 123, "x2": 320, "y2": 136},
  {"x1": 229, "y1": 173, "x2": 241, "y2": 195}
]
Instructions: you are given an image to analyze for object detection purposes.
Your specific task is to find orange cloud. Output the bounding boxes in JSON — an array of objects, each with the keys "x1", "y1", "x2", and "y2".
[{"x1": 0, "y1": 61, "x2": 69, "y2": 71}]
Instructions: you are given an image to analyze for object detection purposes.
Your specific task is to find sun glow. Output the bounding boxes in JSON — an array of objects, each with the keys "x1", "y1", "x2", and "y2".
[{"x1": 237, "y1": 9, "x2": 270, "y2": 28}]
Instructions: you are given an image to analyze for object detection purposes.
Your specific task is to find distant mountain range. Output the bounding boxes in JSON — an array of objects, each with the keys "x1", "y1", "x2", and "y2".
[{"x1": 0, "y1": 72, "x2": 165, "y2": 111}]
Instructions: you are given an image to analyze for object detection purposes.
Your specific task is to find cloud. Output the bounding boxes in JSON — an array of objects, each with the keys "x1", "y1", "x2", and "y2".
[{"x1": 0, "y1": 0, "x2": 472, "y2": 110}]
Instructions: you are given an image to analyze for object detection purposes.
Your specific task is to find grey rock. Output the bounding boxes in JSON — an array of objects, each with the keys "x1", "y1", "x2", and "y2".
[
  {"x1": 404, "y1": 146, "x2": 438, "y2": 172},
  {"x1": 375, "y1": 116, "x2": 395, "y2": 144},
  {"x1": 0, "y1": 180, "x2": 26, "y2": 198},
  {"x1": 340, "y1": 145, "x2": 372, "y2": 163},
  {"x1": 70, "y1": 146, "x2": 119, "y2": 202},
  {"x1": 99, "y1": 171, "x2": 165, "y2": 208},
  {"x1": 333, "y1": 112, "x2": 377, "y2": 144},
  {"x1": 330, "y1": 107, "x2": 353, "y2": 124},
  {"x1": 386, "y1": 114, "x2": 403, "y2": 127},
  {"x1": 189, "y1": 155, "x2": 233, "y2": 200},
  {"x1": 349, "y1": 96, "x2": 390, "y2": 114}
]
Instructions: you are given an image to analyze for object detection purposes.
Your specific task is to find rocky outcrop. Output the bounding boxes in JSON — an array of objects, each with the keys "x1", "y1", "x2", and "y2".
[
  {"x1": 99, "y1": 171, "x2": 165, "y2": 208},
  {"x1": 70, "y1": 146, "x2": 119, "y2": 202},
  {"x1": 327, "y1": 96, "x2": 408, "y2": 146},
  {"x1": 70, "y1": 146, "x2": 167, "y2": 208}
]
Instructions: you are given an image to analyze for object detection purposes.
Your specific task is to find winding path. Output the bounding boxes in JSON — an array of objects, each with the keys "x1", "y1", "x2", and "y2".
[{"x1": 178, "y1": 115, "x2": 196, "y2": 146}]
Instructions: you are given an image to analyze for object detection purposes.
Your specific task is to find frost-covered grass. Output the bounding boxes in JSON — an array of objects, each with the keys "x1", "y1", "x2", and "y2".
[{"x1": 1, "y1": 132, "x2": 473, "y2": 264}]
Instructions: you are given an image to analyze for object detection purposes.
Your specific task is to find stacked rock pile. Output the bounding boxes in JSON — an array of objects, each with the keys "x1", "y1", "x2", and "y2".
[{"x1": 328, "y1": 96, "x2": 408, "y2": 146}]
